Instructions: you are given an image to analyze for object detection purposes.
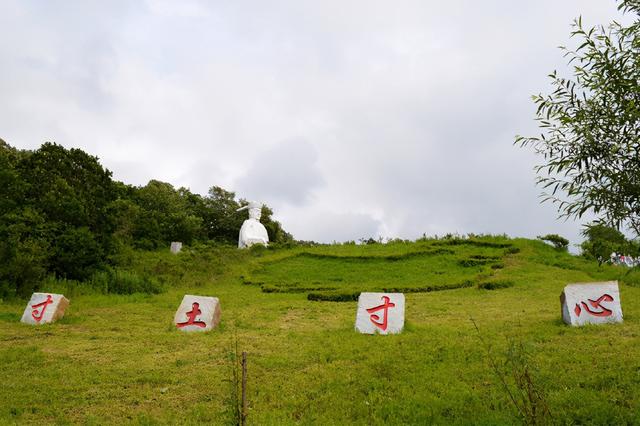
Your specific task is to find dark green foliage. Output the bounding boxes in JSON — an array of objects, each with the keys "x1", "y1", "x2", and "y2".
[
  {"x1": 202, "y1": 186, "x2": 244, "y2": 242},
  {"x1": 580, "y1": 223, "x2": 632, "y2": 263},
  {"x1": 516, "y1": 2, "x2": 640, "y2": 235},
  {"x1": 199, "y1": 186, "x2": 291, "y2": 245},
  {"x1": 307, "y1": 292, "x2": 360, "y2": 302},
  {"x1": 52, "y1": 227, "x2": 103, "y2": 280},
  {"x1": 128, "y1": 180, "x2": 204, "y2": 248},
  {"x1": 0, "y1": 140, "x2": 291, "y2": 296},
  {"x1": 505, "y1": 247, "x2": 521, "y2": 255},
  {"x1": 359, "y1": 237, "x2": 379, "y2": 245},
  {"x1": 0, "y1": 142, "x2": 117, "y2": 294},
  {"x1": 477, "y1": 280, "x2": 515, "y2": 290},
  {"x1": 458, "y1": 258, "x2": 496, "y2": 267},
  {"x1": 537, "y1": 234, "x2": 569, "y2": 251},
  {"x1": 0, "y1": 207, "x2": 50, "y2": 297},
  {"x1": 260, "y1": 204, "x2": 293, "y2": 245}
]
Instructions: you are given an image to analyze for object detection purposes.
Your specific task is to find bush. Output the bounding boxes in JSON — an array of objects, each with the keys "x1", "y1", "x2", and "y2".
[
  {"x1": 477, "y1": 280, "x2": 515, "y2": 290},
  {"x1": 52, "y1": 227, "x2": 104, "y2": 281},
  {"x1": 307, "y1": 292, "x2": 359, "y2": 302},
  {"x1": 537, "y1": 234, "x2": 569, "y2": 250}
]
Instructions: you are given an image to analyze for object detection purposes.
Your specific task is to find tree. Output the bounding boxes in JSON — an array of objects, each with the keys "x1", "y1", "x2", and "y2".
[
  {"x1": 16, "y1": 142, "x2": 118, "y2": 276},
  {"x1": 260, "y1": 204, "x2": 294, "y2": 244},
  {"x1": 131, "y1": 180, "x2": 204, "y2": 248},
  {"x1": 580, "y1": 223, "x2": 631, "y2": 264},
  {"x1": 516, "y1": 1, "x2": 640, "y2": 235},
  {"x1": 203, "y1": 186, "x2": 244, "y2": 243},
  {"x1": 0, "y1": 208, "x2": 50, "y2": 297}
]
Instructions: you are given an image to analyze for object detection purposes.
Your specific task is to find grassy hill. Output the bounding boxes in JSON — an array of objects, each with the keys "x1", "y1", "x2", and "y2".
[{"x1": 1, "y1": 236, "x2": 640, "y2": 424}]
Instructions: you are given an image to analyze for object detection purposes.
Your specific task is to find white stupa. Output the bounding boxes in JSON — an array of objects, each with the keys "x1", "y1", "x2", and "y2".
[{"x1": 237, "y1": 201, "x2": 269, "y2": 249}]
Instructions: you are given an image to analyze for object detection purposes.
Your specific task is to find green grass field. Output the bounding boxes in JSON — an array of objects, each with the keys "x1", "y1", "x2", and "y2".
[{"x1": 2, "y1": 236, "x2": 640, "y2": 424}]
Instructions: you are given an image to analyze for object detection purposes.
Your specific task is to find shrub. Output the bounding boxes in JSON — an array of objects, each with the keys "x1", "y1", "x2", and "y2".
[
  {"x1": 307, "y1": 292, "x2": 359, "y2": 302},
  {"x1": 537, "y1": 234, "x2": 569, "y2": 251},
  {"x1": 477, "y1": 280, "x2": 515, "y2": 290},
  {"x1": 52, "y1": 227, "x2": 104, "y2": 281}
]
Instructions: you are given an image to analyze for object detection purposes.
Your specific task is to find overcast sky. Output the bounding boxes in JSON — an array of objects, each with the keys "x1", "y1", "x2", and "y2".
[{"x1": 0, "y1": 0, "x2": 631, "y2": 247}]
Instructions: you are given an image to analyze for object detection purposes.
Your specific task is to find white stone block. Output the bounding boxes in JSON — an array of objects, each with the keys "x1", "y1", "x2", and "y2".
[
  {"x1": 174, "y1": 295, "x2": 221, "y2": 332},
  {"x1": 560, "y1": 281, "x2": 623, "y2": 326},
  {"x1": 20, "y1": 293, "x2": 69, "y2": 325},
  {"x1": 355, "y1": 292, "x2": 405, "y2": 334},
  {"x1": 170, "y1": 242, "x2": 182, "y2": 254}
]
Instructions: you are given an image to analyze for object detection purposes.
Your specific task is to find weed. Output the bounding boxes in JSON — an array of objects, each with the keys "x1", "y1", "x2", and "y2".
[{"x1": 471, "y1": 318, "x2": 551, "y2": 424}]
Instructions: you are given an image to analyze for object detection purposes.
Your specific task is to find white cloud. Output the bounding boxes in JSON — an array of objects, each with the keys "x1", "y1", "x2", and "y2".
[
  {"x1": 0, "y1": 0, "x2": 630, "y2": 246},
  {"x1": 235, "y1": 139, "x2": 324, "y2": 205}
]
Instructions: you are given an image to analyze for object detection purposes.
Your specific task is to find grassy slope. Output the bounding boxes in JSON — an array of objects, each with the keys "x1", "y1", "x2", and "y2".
[{"x1": 1, "y1": 237, "x2": 640, "y2": 425}]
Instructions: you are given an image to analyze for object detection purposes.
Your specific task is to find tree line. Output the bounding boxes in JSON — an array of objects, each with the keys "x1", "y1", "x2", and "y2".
[{"x1": 0, "y1": 139, "x2": 292, "y2": 297}]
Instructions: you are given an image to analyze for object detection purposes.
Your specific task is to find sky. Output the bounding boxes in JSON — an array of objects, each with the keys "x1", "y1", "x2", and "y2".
[{"x1": 0, "y1": 0, "x2": 631, "y2": 247}]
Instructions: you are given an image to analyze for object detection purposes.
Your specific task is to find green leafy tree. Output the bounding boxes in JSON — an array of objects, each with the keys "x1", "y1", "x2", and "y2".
[
  {"x1": 16, "y1": 142, "x2": 118, "y2": 279},
  {"x1": 516, "y1": 1, "x2": 640, "y2": 234},
  {"x1": 203, "y1": 186, "x2": 244, "y2": 243},
  {"x1": 0, "y1": 208, "x2": 50, "y2": 297},
  {"x1": 132, "y1": 180, "x2": 204, "y2": 248},
  {"x1": 202, "y1": 188, "x2": 293, "y2": 245},
  {"x1": 580, "y1": 223, "x2": 631, "y2": 264},
  {"x1": 260, "y1": 204, "x2": 294, "y2": 244},
  {"x1": 0, "y1": 140, "x2": 26, "y2": 216},
  {"x1": 53, "y1": 227, "x2": 103, "y2": 280}
]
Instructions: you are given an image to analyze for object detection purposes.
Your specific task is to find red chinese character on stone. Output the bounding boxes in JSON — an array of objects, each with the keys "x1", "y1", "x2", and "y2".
[
  {"x1": 574, "y1": 294, "x2": 614, "y2": 317},
  {"x1": 176, "y1": 302, "x2": 207, "y2": 328},
  {"x1": 31, "y1": 294, "x2": 53, "y2": 322},
  {"x1": 366, "y1": 295, "x2": 396, "y2": 331}
]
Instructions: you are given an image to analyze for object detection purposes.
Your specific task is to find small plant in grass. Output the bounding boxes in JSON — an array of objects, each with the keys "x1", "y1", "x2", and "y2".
[
  {"x1": 224, "y1": 337, "x2": 242, "y2": 425},
  {"x1": 471, "y1": 318, "x2": 551, "y2": 424},
  {"x1": 225, "y1": 330, "x2": 248, "y2": 426}
]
